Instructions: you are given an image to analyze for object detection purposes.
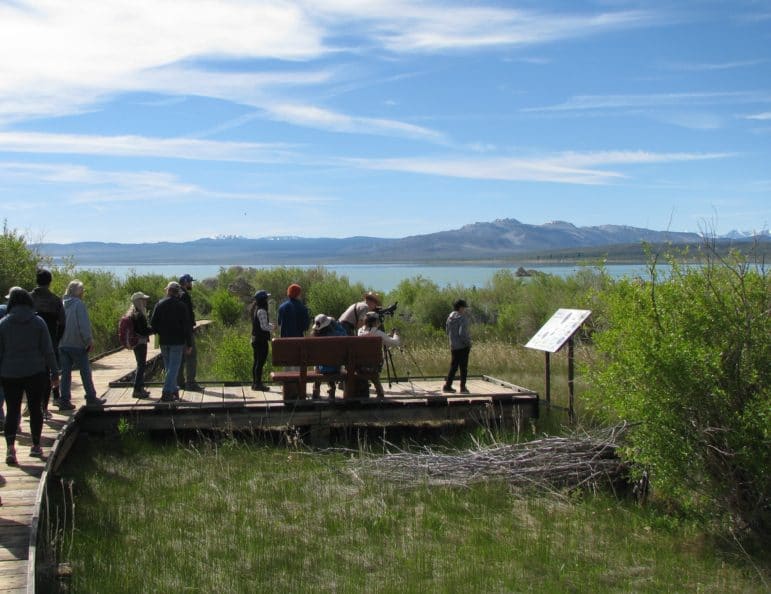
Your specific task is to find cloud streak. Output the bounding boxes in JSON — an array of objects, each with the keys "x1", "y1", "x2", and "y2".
[
  {"x1": 0, "y1": 162, "x2": 332, "y2": 205},
  {"x1": 0, "y1": 132, "x2": 296, "y2": 163},
  {"x1": 0, "y1": 1, "x2": 665, "y2": 124},
  {"x1": 349, "y1": 150, "x2": 730, "y2": 185}
]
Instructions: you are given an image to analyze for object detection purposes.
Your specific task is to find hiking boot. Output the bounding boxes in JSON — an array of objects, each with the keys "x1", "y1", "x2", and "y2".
[
  {"x1": 442, "y1": 385, "x2": 456, "y2": 393},
  {"x1": 159, "y1": 392, "x2": 176, "y2": 403},
  {"x1": 43, "y1": 409, "x2": 53, "y2": 420},
  {"x1": 85, "y1": 397, "x2": 107, "y2": 406},
  {"x1": 251, "y1": 384, "x2": 270, "y2": 392},
  {"x1": 6, "y1": 448, "x2": 17, "y2": 466},
  {"x1": 29, "y1": 445, "x2": 43, "y2": 458},
  {"x1": 459, "y1": 386, "x2": 470, "y2": 394},
  {"x1": 132, "y1": 390, "x2": 151, "y2": 399},
  {"x1": 185, "y1": 382, "x2": 204, "y2": 392},
  {"x1": 57, "y1": 401, "x2": 76, "y2": 411}
]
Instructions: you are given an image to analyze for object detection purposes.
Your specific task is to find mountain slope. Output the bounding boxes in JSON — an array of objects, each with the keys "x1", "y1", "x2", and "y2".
[{"x1": 35, "y1": 219, "x2": 760, "y2": 264}]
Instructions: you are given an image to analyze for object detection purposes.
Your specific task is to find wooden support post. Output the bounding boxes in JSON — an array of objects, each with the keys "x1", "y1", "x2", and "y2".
[
  {"x1": 568, "y1": 337, "x2": 575, "y2": 422},
  {"x1": 544, "y1": 352, "x2": 551, "y2": 405}
]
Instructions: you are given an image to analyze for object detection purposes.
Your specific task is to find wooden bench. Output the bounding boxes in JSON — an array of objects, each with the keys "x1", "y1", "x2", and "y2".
[{"x1": 270, "y1": 335, "x2": 383, "y2": 400}]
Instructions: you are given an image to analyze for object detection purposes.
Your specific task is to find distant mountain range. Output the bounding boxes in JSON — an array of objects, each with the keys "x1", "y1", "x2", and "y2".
[{"x1": 34, "y1": 219, "x2": 769, "y2": 265}]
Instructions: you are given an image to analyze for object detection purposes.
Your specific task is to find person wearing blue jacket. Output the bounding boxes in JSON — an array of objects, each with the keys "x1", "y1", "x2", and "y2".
[
  {"x1": 59, "y1": 280, "x2": 105, "y2": 409},
  {"x1": 0, "y1": 287, "x2": 60, "y2": 464},
  {"x1": 277, "y1": 283, "x2": 310, "y2": 338}
]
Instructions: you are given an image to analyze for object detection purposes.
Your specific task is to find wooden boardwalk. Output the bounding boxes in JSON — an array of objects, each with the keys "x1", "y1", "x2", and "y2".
[{"x1": 0, "y1": 327, "x2": 537, "y2": 593}]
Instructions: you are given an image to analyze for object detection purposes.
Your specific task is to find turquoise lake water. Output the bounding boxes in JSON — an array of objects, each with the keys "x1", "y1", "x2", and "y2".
[{"x1": 81, "y1": 263, "x2": 654, "y2": 293}]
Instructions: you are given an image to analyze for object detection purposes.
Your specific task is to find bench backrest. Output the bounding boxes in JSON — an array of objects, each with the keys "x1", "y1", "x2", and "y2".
[{"x1": 271, "y1": 335, "x2": 383, "y2": 368}]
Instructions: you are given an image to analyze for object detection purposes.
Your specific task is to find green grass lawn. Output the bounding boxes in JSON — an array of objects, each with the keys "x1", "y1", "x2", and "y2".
[{"x1": 53, "y1": 433, "x2": 768, "y2": 593}]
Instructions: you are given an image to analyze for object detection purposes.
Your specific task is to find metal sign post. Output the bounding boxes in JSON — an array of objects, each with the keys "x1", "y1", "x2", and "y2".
[{"x1": 525, "y1": 309, "x2": 591, "y2": 421}]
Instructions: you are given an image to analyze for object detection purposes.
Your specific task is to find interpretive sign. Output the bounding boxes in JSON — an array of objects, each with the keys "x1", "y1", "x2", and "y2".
[{"x1": 525, "y1": 308, "x2": 592, "y2": 353}]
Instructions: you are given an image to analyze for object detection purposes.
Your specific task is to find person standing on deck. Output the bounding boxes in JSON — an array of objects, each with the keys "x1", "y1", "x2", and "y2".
[
  {"x1": 125, "y1": 292, "x2": 154, "y2": 399},
  {"x1": 443, "y1": 299, "x2": 471, "y2": 394},
  {"x1": 249, "y1": 290, "x2": 273, "y2": 391},
  {"x1": 31, "y1": 268, "x2": 65, "y2": 417},
  {"x1": 177, "y1": 274, "x2": 202, "y2": 391},
  {"x1": 151, "y1": 282, "x2": 193, "y2": 403},
  {"x1": 277, "y1": 283, "x2": 310, "y2": 338},
  {"x1": 339, "y1": 291, "x2": 381, "y2": 335},
  {"x1": 59, "y1": 280, "x2": 105, "y2": 409},
  {"x1": 0, "y1": 287, "x2": 60, "y2": 464}
]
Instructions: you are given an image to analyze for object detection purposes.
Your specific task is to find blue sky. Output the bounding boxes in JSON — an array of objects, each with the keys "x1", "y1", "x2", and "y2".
[{"x1": 0, "y1": 0, "x2": 769, "y2": 243}]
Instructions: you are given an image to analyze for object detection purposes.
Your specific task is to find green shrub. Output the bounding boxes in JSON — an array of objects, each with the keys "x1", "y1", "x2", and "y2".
[
  {"x1": 0, "y1": 222, "x2": 41, "y2": 297},
  {"x1": 205, "y1": 324, "x2": 254, "y2": 381},
  {"x1": 306, "y1": 274, "x2": 363, "y2": 320},
  {"x1": 587, "y1": 249, "x2": 770, "y2": 538},
  {"x1": 210, "y1": 289, "x2": 244, "y2": 326}
]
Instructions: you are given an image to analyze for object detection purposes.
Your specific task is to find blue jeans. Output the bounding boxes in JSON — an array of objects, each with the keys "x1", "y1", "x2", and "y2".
[
  {"x1": 59, "y1": 346, "x2": 97, "y2": 403},
  {"x1": 161, "y1": 344, "x2": 184, "y2": 394}
]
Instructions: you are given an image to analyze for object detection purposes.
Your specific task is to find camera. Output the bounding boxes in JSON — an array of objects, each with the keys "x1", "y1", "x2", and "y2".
[{"x1": 376, "y1": 302, "x2": 398, "y2": 321}]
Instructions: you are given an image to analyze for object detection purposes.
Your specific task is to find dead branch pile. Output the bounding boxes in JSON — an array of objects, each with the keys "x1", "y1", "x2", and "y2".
[{"x1": 351, "y1": 423, "x2": 631, "y2": 493}]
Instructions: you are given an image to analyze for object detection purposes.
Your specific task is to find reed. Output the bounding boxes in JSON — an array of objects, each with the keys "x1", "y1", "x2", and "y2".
[{"x1": 55, "y1": 434, "x2": 768, "y2": 593}]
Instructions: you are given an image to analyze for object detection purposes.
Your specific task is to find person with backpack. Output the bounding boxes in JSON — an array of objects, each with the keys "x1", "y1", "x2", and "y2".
[
  {"x1": 0, "y1": 287, "x2": 60, "y2": 463},
  {"x1": 31, "y1": 268, "x2": 66, "y2": 416},
  {"x1": 120, "y1": 291, "x2": 154, "y2": 398},
  {"x1": 249, "y1": 290, "x2": 273, "y2": 391}
]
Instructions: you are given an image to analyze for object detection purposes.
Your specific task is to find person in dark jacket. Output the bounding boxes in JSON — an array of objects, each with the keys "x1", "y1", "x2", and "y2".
[
  {"x1": 443, "y1": 298, "x2": 472, "y2": 394},
  {"x1": 0, "y1": 302, "x2": 6, "y2": 428},
  {"x1": 176, "y1": 274, "x2": 202, "y2": 391},
  {"x1": 31, "y1": 268, "x2": 65, "y2": 415},
  {"x1": 150, "y1": 282, "x2": 193, "y2": 402},
  {"x1": 125, "y1": 291, "x2": 154, "y2": 398},
  {"x1": 0, "y1": 287, "x2": 60, "y2": 464},
  {"x1": 249, "y1": 290, "x2": 273, "y2": 391},
  {"x1": 277, "y1": 283, "x2": 310, "y2": 338}
]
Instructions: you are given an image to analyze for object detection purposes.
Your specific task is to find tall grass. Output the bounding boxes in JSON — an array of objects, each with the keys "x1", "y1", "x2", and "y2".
[{"x1": 55, "y1": 434, "x2": 768, "y2": 593}]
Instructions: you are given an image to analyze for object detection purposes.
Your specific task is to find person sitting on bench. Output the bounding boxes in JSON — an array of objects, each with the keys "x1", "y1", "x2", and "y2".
[{"x1": 310, "y1": 314, "x2": 346, "y2": 398}]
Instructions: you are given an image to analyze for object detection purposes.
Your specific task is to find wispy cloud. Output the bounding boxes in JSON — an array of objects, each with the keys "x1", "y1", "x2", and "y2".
[
  {"x1": 0, "y1": 162, "x2": 332, "y2": 205},
  {"x1": 311, "y1": 2, "x2": 659, "y2": 53},
  {"x1": 0, "y1": 132, "x2": 297, "y2": 162},
  {"x1": 263, "y1": 103, "x2": 447, "y2": 141},
  {"x1": 742, "y1": 111, "x2": 771, "y2": 120},
  {"x1": 348, "y1": 150, "x2": 730, "y2": 185},
  {"x1": 0, "y1": 1, "x2": 666, "y2": 124},
  {"x1": 524, "y1": 91, "x2": 771, "y2": 113},
  {"x1": 665, "y1": 59, "x2": 766, "y2": 72}
]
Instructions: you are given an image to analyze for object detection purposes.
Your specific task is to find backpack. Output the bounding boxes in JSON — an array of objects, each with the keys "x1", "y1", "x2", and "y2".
[{"x1": 118, "y1": 314, "x2": 139, "y2": 349}]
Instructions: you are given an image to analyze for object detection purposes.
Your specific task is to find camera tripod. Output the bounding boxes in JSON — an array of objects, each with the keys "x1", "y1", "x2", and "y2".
[{"x1": 379, "y1": 319, "x2": 426, "y2": 388}]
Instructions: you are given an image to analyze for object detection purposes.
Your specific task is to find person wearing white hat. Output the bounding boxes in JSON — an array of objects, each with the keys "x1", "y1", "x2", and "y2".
[
  {"x1": 123, "y1": 291, "x2": 155, "y2": 398},
  {"x1": 311, "y1": 313, "x2": 347, "y2": 399}
]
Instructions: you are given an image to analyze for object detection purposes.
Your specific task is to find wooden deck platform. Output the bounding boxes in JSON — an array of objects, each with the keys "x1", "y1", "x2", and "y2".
[{"x1": 0, "y1": 328, "x2": 538, "y2": 592}]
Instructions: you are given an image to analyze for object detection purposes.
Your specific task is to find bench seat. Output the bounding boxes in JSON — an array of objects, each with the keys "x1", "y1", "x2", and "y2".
[{"x1": 270, "y1": 335, "x2": 383, "y2": 400}]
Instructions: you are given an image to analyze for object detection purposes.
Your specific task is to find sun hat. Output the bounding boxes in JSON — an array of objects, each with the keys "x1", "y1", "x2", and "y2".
[
  {"x1": 4, "y1": 286, "x2": 24, "y2": 300},
  {"x1": 313, "y1": 313, "x2": 332, "y2": 331},
  {"x1": 364, "y1": 291, "x2": 381, "y2": 306},
  {"x1": 131, "y1": 291, "x2": 150, "y2": 302}
]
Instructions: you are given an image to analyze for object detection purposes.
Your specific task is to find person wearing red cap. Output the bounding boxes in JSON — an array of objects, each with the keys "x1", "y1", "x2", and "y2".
[{"x1": 277, "y1": 283, "x2": 310, "y2": 338}]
